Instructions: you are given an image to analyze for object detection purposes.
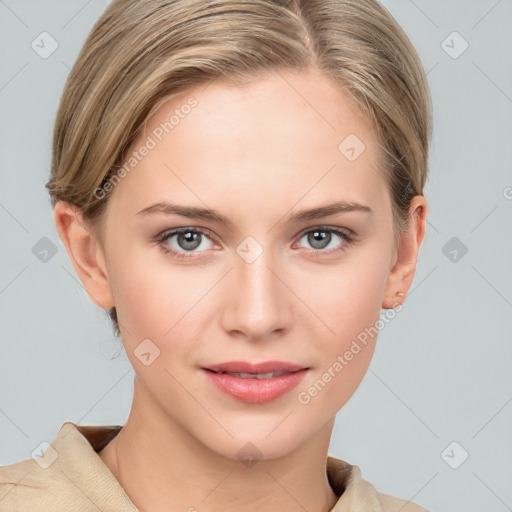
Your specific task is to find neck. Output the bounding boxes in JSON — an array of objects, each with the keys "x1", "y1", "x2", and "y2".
[{"x1": 99, "y1": 376, "x2": 339, "y2": 512}]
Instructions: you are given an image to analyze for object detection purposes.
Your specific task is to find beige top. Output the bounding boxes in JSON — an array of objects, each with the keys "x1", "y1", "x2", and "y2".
[{"x1": 0, "y1": 422, "x2": 428, "y2": 511}]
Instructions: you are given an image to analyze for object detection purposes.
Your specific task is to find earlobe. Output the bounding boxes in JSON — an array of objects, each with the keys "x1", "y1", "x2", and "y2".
[
  {"x1": 382, "y1": 196, "x2": 427, "y2": 309},
  {"x1": 53, "y1": 201, "x2": 115, "y2": 310}
]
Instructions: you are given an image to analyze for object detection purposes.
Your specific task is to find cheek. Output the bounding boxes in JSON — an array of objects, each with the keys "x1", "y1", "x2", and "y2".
[
  {"x1": 107, "y1": 246, "x2": 217, "y2": 371},
  {"x1": 292, "y1": 249, "x2": 391, "y2": 409},
  {"x1": 295, "y1": 249, "x2": 390, "y2": 341},
  {"x1": 108, "y1": 240, "x2": 200, "y2": 329}
]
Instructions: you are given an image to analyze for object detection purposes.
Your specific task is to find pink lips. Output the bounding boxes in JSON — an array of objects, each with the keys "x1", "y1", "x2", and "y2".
[{"x1": 201, "y1": 360, "x2": 309, "y2": 404}]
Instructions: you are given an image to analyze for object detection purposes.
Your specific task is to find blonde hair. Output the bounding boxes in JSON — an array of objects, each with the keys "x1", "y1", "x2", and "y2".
[{"x1": 46, "y1": 0, "x2": 433, "y2": 338}]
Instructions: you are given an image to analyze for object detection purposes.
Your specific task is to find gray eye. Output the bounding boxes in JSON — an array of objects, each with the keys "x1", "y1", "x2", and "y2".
[
  {"x1": 176, "y1": 231, "x2": 202, "y2": 251},
  {"x1": 298, "y1": 228, "x2": 346, "y2": 252},
  {"x1": 307, "y1": 230, "x2": 332, "y2": 250}
]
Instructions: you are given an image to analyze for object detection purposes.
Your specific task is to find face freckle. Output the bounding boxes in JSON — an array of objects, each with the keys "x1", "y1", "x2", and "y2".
[{"x1": 99, "y1": 67, "x2": 400, "y2": 458}]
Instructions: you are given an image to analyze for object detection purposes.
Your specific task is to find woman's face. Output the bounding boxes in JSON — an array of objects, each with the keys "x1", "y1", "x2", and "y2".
[{"x1": 82, "y1": 68, "x2": 417, "y2": 459}]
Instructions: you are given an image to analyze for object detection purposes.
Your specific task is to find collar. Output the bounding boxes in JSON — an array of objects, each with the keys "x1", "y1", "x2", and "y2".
[{"x1": 50, "y1": 422, "x2": 389, "y2": 511}]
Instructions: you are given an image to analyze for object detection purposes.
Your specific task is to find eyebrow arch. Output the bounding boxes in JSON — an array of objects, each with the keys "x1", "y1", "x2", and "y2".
[{"x1": 136, "y1": 200, "x2": 373, "y2": 228}]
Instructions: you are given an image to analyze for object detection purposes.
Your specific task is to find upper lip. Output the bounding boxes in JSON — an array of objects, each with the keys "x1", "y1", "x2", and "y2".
[{"x1": 203, "y1": 361, "x2": 308, "y2": 374}]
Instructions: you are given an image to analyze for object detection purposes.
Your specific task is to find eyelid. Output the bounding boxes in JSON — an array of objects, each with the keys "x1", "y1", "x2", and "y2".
[
  {"x1": 295, "y1": 224, "x2": 355, "y2": 240},
  {"x1": 158, "y1": 226, "x2": 216, "y2": 241}
]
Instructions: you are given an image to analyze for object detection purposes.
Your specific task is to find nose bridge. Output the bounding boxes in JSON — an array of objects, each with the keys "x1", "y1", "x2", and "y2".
[{"x1": 222, "y1": 240, "x2": 288, "y2": 338}]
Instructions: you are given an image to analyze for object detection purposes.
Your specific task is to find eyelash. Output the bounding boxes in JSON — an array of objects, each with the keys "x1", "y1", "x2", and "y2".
[{"x1": 155, "y1": 226, "x2": 355, "y2": 260}]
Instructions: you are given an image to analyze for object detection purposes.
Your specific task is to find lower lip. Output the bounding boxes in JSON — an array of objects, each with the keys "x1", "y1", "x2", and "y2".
[{"x1": 201, "y1": 368, "x2": 308, "y2": 404}]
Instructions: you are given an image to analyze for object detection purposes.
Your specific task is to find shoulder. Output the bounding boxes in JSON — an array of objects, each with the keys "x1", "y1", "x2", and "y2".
[
  {"x1": 326, "y1": 456, "x2": 429, "y2": 511},
  {"x1": 377, "y1": 491, "x2": 429, "y2": 511},
  {"x1": 0, "y1": 422, "x2": 76, "y2": 510},
  {"x1": 0, "y1": 422, "x2": 136, "y2": 512},
  {"x1": 0, "y1": 455, "x2": 66, "y2": 511}
]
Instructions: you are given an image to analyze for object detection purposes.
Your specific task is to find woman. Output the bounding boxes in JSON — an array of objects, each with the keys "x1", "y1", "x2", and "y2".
[{"x1": 0, "y1": 0, "x2": 431, "y2": 510}]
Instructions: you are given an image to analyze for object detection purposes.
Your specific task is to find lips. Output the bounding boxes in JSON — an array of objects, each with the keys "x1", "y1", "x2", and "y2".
[
  {"x1": 201, "y1": 364, "x2": 309, "y2": 404},
  {"x1": 203, "y1": 360, "x2": 307, "y2": 374}
]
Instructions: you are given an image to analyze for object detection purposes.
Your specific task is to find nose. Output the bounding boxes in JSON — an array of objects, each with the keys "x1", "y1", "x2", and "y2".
[{"x1": 220, "y1": 248, "x2": 292, "y2": 342}]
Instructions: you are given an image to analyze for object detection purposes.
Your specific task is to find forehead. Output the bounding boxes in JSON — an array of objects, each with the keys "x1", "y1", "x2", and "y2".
[{"x1": 106, "y1": 68, "x2": 388, "y2": 220}]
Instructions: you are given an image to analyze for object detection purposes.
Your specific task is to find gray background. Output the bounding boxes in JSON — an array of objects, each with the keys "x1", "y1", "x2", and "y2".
[{"x1": 1, "y1": 1, "x2": 511, "y2": 511}]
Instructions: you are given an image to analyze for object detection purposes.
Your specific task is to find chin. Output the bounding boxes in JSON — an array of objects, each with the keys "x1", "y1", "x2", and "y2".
[{"x1": 201, "y1": 424, "x2": 308, "y2": 464}]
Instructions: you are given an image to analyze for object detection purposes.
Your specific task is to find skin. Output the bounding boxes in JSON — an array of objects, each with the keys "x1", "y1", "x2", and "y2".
[{"x1": 54, "y1": 67, "x2": 426, "y2": 512}]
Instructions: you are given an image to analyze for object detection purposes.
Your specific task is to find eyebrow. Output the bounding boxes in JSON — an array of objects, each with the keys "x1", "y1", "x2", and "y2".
[{"x1": 136, "y1": 200, "x2": 373, "y2": 228}]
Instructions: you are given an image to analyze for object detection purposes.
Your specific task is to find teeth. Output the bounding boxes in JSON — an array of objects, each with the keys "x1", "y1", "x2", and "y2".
[{"x1": 217, "y1": 371, "x2": 289, "y2": 379}]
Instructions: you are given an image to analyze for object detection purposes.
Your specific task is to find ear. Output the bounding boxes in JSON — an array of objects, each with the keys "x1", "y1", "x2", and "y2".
[
  {"x1": 382, "y1": 195, "x2": 427, "y2": 309},
  {"x1": 53, "y1": 201, "x2": 115, "y2": 310}
]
